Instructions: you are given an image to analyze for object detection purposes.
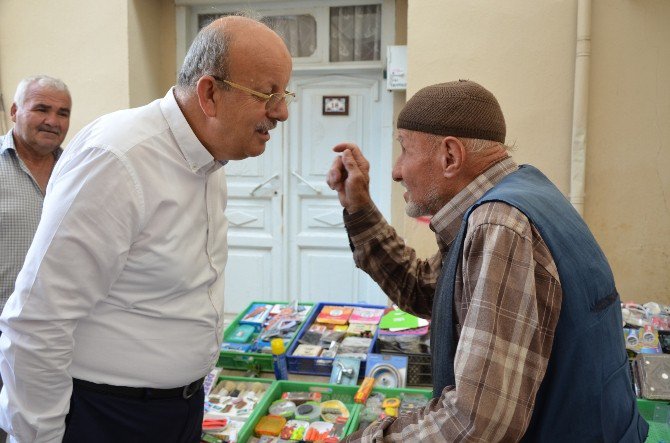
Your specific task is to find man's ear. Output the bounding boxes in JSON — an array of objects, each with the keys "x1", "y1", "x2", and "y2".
[
  {"x1": 10, "y1": 103, "x2": 17, "y2": 123},
  {"x1": 442, "y1": 136, "x2": 466, "y2": 178},
  {"x1": 196, "y1": 76, "x2": 219, "y2": 118}
]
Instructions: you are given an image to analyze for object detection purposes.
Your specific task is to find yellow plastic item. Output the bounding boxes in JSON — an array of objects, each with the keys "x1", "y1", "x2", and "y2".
[
  {"x1": 382, "y1": 397, "x2": 400, "y2": 417},
  {"x1": 271, "y1": 338, "x2": 286, "y2": 355},
  {"x1": 320, "y1": 399, "x2": 350, "y2": 422},
  {"x1": 354, "y1": 377, "x2": 375, "y2": 404},
  {"x1": 254, "y1": 415, "x2": 286, "y2": 437}
]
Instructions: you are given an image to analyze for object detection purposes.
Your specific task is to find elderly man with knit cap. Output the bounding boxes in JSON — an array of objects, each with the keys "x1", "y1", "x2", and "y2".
[{"x1": 328, "y1": 80, "x2": 647, "y2": 442}]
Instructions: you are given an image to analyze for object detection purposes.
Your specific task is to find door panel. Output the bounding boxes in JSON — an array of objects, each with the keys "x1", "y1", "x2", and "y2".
[
  {"x1": 288, "y1": 73, "x2": 386, "y2": 305},
  {"x1": 224, "y1": 128, "x2": 284, "y2": 314},
  {"x1": 299, "y1": 249, "x2": 365, "y2": 304}
]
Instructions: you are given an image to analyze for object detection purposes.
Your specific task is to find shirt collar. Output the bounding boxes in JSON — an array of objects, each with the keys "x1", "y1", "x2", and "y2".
[
  {"x1": 0, "y1": 129, "x2": 15, "y2": 155},
  {"x1": 160, "y1": 87, "x2": 222, "y2": 175},
  {"x1": 0, "y1": 128, "x2": 63, "y2": 160},
  {"x1": 430, "y1": 156, "x2": 519, "y2": 250}
]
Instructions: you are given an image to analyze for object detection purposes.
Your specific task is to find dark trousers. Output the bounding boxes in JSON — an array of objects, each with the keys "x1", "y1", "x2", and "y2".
[{"x1": 63, "y1": 381, "x2": 204, "y2": 443}]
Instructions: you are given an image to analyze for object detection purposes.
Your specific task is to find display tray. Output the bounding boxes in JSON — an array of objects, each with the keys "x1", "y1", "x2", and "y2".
[
  {"x1": 237, "y1": 380, "x2": 362, "y2": 442},
  {"x1": 636, "y1": 398, "x2": 670, "y2": 442},
  {"x1": 287, "y1": 302, "x2": 385, "y2": 377},
  {"x1": 218, "y1": 301, "x2": 314, "y2": 373},
  {"x1": 203, "y1": 375, "x2": 277, "y2": 443},
  {"x1": 346, "y1": 384, "x2": 432, "y2": 435}
]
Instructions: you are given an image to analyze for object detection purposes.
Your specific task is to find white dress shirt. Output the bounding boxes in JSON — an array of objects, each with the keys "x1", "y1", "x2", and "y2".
[{"x1": 0, "y1": 88, "x2": 228, "y2": 442}]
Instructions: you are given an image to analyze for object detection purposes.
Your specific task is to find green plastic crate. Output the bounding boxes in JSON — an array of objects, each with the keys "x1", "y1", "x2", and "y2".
[
  {"x1": 218, "y1": 301, "x2": 314, "y2": 373},
  {"x1": 204, "y1": 375, "x2": 277, "y2": 442},
  {"x1": 237, "y1": 380, "x2": 363, "y2": 442},
  {"x1": 637, "y1": 399, "x2": 670, "y2": 443},
  {"x1": 346, "y1": 385, "x2": 432, "y2": 435}
]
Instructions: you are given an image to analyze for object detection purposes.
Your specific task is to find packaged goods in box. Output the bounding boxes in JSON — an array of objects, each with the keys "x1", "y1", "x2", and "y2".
[
  {"x1": 201, "y1": 374, "x2": 276, "y2": 443},
  {"x1": 219, "y1": 301, "x2": 313, "y2": 373},
  {"x1": 287, "y1": 302, "x2": 385, "y2": 377},
  {"x1": 240, "y1": 380, "x2": 362, "y2": 442},
  {"x1": 633, "y1": 354, "x2": 670, "y2": 400},
  {"x1": 347, "y1": 385, "x2": 432, "y2": 435}
]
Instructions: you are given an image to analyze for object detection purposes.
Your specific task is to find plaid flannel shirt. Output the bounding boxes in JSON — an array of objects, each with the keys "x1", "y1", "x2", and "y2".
[{"x1": 343, "y1": 158, "x2": 562, "y2": 442}]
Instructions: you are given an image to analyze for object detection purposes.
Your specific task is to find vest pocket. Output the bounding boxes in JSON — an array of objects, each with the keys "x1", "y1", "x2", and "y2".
[
  {"x1": 591, "y1": 289, "x2": 618, "y2": 312},
  {"x1": 600, "y1": 358, "x2": 636, "y2": 441}
]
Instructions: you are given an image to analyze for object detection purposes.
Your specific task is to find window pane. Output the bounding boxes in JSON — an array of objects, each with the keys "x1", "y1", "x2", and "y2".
[
  {"x1": 329, "y1": 5, "x2": 381, "y2": 62},
  {"x1": 263, "y1": 15, "x2": 317, "y2": 58},
  {"x1": 197, "y1": 13, "x2": 317, "y2": 58},
  {"x1": 198, "y1": 14, "x2": 224, "y2": 30}
]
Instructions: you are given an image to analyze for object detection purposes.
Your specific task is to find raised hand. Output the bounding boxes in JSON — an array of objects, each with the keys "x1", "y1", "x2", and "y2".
[{"x1": 326, "y1": 143, "x2": 372, "y2": 213}]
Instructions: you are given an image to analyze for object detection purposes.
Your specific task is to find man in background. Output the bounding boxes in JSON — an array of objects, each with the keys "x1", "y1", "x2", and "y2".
[
  {"x1": 0, "y1": 75, "x2": 71, "y2": 307},
  {"x1": 0, "y1": 16, "x2": 293, "y2": 443},
  {"x1": 0, "y1": 75, "x2": 71, "y2": 443},
  {"x1": 328, "y1": 80, "x2": 647, "y2": 441}
]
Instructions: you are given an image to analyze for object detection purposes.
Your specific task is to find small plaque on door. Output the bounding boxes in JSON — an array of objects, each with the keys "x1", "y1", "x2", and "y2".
[{"x1": 322, "y1": 96, "x2": 349, "y2": 116}]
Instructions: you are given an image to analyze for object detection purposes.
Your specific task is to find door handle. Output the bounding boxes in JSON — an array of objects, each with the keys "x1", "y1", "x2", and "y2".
[
  {"x1": 250, "y1": 173, "x2": 280, "y2": 196},
  {"x1": 291, "y1": 171, "x2": 322, "y2": 194}
]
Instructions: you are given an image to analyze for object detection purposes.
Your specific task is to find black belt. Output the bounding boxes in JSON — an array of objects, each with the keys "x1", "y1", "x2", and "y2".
[{"x1": 72, "y1": 377, "x2": 204, "y2": 400}]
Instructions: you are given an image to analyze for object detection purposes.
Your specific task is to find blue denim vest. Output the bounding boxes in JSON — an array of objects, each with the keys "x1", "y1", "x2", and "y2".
[{"x1": 431, "y1": 165, "x2": 648, "y2": 441}]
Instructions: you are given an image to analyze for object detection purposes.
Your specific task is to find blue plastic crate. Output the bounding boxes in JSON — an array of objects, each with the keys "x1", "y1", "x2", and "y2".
[
  {"x1": 287, "y1": 302, "x2": 386, "y2": 377},
  {"x1": 218, "y1": 301, "x2": 314, "y2": 373}
]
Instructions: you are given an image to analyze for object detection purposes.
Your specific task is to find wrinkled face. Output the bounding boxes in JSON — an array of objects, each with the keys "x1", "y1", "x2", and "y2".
[
  {"x1": 393, "y1": 129, "x2": 447, "y2": 217},
  {"x1": 210, "y1": 34, "x2": 293, "y2": 161},
  {"x1": 11, "y1": 84, "x2": 71, "y2": 156}
]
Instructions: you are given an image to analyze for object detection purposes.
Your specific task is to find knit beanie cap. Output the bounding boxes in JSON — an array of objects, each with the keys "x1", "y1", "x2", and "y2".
[{"x1": 397, "y1": 80, "x2": 506, "y2": 143}]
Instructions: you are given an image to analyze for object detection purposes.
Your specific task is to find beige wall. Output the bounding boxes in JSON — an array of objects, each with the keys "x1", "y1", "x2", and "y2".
[
  {"x1": 129, "y1": 0, "x2": 177, "y2": 108},
  {"x1": 586, "y1": 0, "x2": 670, "y2": 302},
  {"x1": 0, "y1": 0, "x2": 175, "y2": 142},
  {"x1": 402, "y1": 0, "x2": 670, "y2": 303},
  {"x1": 0, "y1": 0, "x2": 129, "y2": 140}
]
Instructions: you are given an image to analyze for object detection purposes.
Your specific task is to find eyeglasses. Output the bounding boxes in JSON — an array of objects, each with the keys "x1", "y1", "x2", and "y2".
[{"x1": 211, "y1": 76, "x2": 295, "y2": 110}]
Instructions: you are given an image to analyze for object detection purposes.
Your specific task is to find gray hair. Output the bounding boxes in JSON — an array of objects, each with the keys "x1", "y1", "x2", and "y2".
[
  {"x1": 177, "y1": 12, "x2": 265, "y2": 91},
  {"x1": 177, "y1": 22, "x2": 230, "y2": 90},
  {"x1": 14, "y1": 75, "x2": 70, "y2": 106},
  {"x1": 459, "y1": 137, "x2": 511, "y2": 153},
  {"x1": 421, "y1": 133, "x2": 512, "y2": 154}
]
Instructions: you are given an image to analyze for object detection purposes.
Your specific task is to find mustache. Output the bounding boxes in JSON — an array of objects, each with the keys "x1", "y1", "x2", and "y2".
[
  {"x1": 255, "y1": 120, "x2": 277, "y2": 132},
  {"x1": 38, "y1": 124, "x2": 61, "y2": 135}
]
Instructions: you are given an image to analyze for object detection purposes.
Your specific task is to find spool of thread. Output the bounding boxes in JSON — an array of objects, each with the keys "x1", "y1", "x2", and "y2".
[
  {"x1": 320, "y1": 400, "x2": 349, "y2": 422},
  {"x1": 250, "y1": 382, "x2": 265, "y2": 394},
  {"x1": 626, "y1": 329, "x2": 639, "y2": 347},
  {"x1": 295, "y1": 401, "x2": 321, "y2": 422},
  {"x1": 212, "y1": 381, "x2": 227, "y2": 396},
  {"x1": 269, "y1": 399, "x2": 297, "y2": 419},
  {"x1": 643, "y1": 325, "x2": 656, "y2": 344}
]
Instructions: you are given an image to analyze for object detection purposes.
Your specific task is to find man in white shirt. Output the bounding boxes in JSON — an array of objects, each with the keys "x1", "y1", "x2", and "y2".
[{"x1": 0, "y1": 16, "x2": 293, "y2": 443}]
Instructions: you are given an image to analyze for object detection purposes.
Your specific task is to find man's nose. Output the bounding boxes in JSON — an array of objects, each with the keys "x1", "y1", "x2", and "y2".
[
  {"x1": 392, "y1": 162, "x2": 402, "y2": 182},
  {"x1": 268, "y1": 100, "x2": 289, "y2": 122},
  {"x1": 43, "y1": 111, "x2": 60, "y2": 127}
]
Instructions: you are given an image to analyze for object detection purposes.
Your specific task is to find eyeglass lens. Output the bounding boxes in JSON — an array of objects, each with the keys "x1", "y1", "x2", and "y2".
[{"x1": 267, "y1": 93, "x2": 294, "y2": 110}]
